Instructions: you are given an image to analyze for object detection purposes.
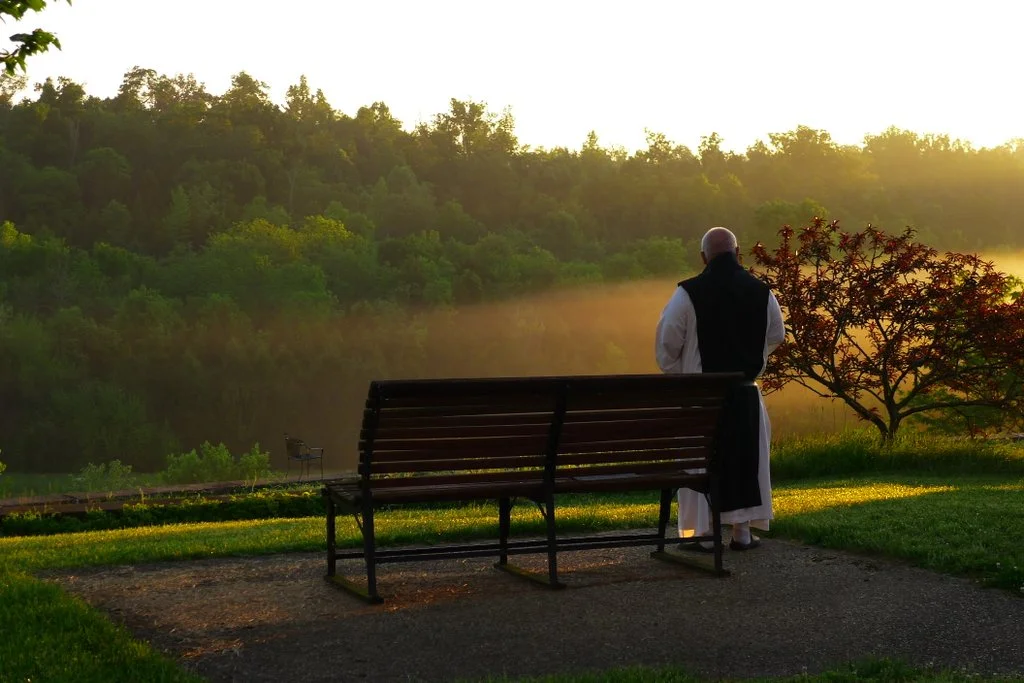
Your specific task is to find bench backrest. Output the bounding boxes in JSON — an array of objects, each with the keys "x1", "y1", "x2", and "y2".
[
  {"x1": 555, "y1": 374, "x2": 746, "y2": 490},
  {"x1": 357, "y1": 373, "x2": 748, "y2": 491},
  {"x1": 358, "y1": 377, "x2": 564, "y2": 489}
]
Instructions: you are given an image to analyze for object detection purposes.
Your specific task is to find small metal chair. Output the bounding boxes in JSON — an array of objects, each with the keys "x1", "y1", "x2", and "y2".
[{"x1": 284, "y1": 433, "x2": 324, "y2": 482}]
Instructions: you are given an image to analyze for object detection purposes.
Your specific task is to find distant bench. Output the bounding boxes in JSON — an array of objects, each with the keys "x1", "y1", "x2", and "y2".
[{"x1": 322, "y1": 372, "x2": 752, "y2": 604}]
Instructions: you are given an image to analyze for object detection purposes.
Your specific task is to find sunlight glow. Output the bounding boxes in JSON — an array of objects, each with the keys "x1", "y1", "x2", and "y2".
[
  {"x1": 8, "y1": 0, "x2": 1023, "y2": 153},
  {"x1": 773, "y1": 483, "x2": 956, "y2": 515}
]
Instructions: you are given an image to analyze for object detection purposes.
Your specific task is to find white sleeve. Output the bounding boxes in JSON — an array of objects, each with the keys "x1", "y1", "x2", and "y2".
[
  {"x1": 655, "y1": 287, "x2": 692, "y2": 374},
  {"x1": 765, "y1": 291, "x2": 785, "y2": 356}
]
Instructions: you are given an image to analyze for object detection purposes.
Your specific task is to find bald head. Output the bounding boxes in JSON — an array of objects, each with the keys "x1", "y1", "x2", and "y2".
[{"x1": 700, "y1": 227, "x2": 739, "y2": 263}]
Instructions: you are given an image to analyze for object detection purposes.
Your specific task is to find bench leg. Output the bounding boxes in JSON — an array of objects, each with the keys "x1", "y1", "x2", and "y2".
[
  {"x1": 362, "y1": 504, "x2": 381, "y2": 602},
  {"x1": 651, "y1": 486, "x2": 730, "y2": 577},
  {"x1": 494, "y1": 497, "x2": 563, "y2": 589},
  {"x1": 497, "y1": 496, "x2": 511, "y2": 566},
  {"x1": 544, "y1": 492, "x2": 563, "y2": 588},
  {"x1": 323, "y1": 498, "x2": 386, "y2": 604},
  {"x1": 656, "y1": 488, "x2": 672, "y2": 553},
  {"x1": 326, "y1": 496, "x2": 337, "y2": 577}
]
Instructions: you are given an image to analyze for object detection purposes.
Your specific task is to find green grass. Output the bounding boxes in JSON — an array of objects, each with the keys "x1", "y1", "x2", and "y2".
[
  {"x1": 771, "y1": 430, "x2": 1024, "y2": 481},
  {"x1": 2, "y1": 476, "x2": 1022, "y2": 590},
  {"x1": 0, "y1": 571, "x2": 202, "y2": 682},
  {"x1": 771, "y1": 475, "x2": 1024, "y2": 593},
  {"x1": 0, "y1": 498, "x2": 660, "y2": 574}
]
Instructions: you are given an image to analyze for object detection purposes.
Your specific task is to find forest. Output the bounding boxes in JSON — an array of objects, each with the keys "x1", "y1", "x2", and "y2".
[{"x1": 2, "y1": 67, "x2": 1023, "y2": 473}]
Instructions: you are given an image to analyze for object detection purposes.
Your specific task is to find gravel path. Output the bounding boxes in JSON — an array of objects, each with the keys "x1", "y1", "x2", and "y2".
[{"x1": 46, "y1": 537, "x2": 1024, "y2": 682}]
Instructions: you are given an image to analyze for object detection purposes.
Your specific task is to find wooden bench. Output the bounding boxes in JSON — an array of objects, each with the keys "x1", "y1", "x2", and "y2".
[{"x1": 323, "y1": 372, "x2": 751, "y2": 603}]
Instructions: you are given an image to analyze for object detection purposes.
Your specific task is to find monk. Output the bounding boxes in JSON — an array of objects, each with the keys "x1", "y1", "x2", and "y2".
[{"x1": 654, "y1": 227, "x2": 786, "y2": 550}]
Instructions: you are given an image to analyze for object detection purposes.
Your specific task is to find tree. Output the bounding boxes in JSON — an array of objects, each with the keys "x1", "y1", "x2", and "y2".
[
  {"x1": 0, "y1": 70, "x2": 25, "y2": 106},
  {"x1": 751, "y1": 218, "x2": 1024, "y2": 443},
  {"x1": 1, "y1": 0, "x2": 70, "y2": 74}
]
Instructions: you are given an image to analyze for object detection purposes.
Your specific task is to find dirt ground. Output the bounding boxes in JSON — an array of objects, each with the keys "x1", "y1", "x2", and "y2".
[{"x1": 44, "y1": 538, "x2": 1024, "y2": 682}]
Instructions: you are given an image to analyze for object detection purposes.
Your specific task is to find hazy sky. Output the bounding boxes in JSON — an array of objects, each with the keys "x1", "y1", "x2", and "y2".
[{"x1": 7, "y1": 0, "x2": 1021, "y2": 153}]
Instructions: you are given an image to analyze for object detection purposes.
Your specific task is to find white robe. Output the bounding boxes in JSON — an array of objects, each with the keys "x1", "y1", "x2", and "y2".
[{"x1": 654, "y1": 286, "x2": 786, "y2": 537}]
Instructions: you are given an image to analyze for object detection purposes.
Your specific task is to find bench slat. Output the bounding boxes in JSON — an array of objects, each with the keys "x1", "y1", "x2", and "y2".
[
  {"x1": 372, "y1": 405, "x2": 557, "y2": 419},
  {"x1": 370, "y1": 423, "x2": 552, "y2": 440},
  {"x1": 559, "y1": 416, "x2": 721, "y2": 442},
  {"x1": 558, "y1": 446, "x2": 712, "y2": 463},
  {"x1": 565, "y1": 396, "x2": 723, "y2": 410},
  {"x1": 557, "y1": 459, "x2": 705, "y2": 475},
  {"x1": 561, "y1": 406, "x2": 721, "y2": 423},
  {"x1": 365, "y1": 433, "x2": 549, "y2": 452},
  {"x1": 374, "y1": 393, "x2": 557, "y2": 409},
  {"x1": 555, "y1": 436, "x2": 715, "y2": 454},
  {"x1": 557, "y1": 449, "x2": 710, "y2": 466},
  {"x1": 366, "y1": 439, "x2": 548, "y2": 453},
  {"x1": 365, "y1": 455, "x2": 546, "y2": 474},
  {"x1": 360, "y1": 469, "x2": 545, "y2": 488},
  {"x1": 365, "y1": 412, "x2": 554, "y2": 430}
]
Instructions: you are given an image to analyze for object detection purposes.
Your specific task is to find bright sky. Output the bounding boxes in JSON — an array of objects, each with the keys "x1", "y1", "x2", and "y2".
[{"x1": 6, "y1": 0, "x2": 1022, "y2": 153}]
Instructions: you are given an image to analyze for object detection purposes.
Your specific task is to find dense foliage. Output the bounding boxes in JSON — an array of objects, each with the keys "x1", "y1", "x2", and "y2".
[
  {"x1": 753, "y1": 220, "x2": 1024, "y2": 441},
  {"x1": 2, "y1": 69, "x2": 1023, "y2": 472}
]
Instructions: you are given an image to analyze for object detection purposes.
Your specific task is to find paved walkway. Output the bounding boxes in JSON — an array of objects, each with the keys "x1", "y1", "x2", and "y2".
[{"x1": 46, "y1": 537, "x2": 1024, "y2": 682}]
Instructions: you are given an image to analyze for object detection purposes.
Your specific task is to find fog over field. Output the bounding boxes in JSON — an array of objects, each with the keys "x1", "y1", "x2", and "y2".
[{"x1": 356, "y1": 250, "x2": 1024, "y2": 459}]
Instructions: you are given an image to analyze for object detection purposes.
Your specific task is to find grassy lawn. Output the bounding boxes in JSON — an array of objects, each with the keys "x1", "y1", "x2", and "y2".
[
  {"x1": 1, "y1": 471, "x2": 1022, "y2": 681},
  {"x1": 4, "y1": 475, "x2": 1020, "y2": 592},
  {"x1": 0, "y1": 571, "x2": 203, "y2": 683},
  {"x1": 772, "y1": 476, "x2": 1024, "y2": 593}
]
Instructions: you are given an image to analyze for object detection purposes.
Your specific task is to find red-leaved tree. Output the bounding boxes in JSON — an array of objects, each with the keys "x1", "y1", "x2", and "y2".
[{"x1": 751, "y1": 218, "x2": 1024, "y2": 443}]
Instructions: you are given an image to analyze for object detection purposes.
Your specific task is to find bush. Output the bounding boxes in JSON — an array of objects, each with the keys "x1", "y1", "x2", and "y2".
[
  {"x1": 161, "y1": 441, "x2": 272, "y2": 485},
  {"x1": 74, "y1": 460, "x2": 136, "y2": 493}
]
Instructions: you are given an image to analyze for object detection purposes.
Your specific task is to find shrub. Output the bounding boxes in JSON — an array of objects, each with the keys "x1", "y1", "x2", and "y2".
[
  {"x1": 74, "y1": 460, "x2": 135, "y2": 493},
  {"x1": 161, "y1": 441, "x2": 272, "y2": 485}
]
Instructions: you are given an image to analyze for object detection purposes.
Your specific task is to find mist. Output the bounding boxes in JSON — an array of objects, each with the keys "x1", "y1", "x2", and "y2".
[
  {"x1": 316, "y1": 250, "x2": 1024, "y2": 472},
  {"x1": 316, "y1": 277, "x2": 843, "y2": 472}
]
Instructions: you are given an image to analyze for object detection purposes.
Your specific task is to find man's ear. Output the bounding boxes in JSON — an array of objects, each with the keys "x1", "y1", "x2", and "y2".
[{"x1": 700, "y1": 252, "x2": 708, "y2": 265}]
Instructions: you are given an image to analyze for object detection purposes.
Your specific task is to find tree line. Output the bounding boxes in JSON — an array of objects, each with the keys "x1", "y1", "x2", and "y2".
[{"x1": 2, "y1": 67, "x2": 1023, "y2": 473}]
